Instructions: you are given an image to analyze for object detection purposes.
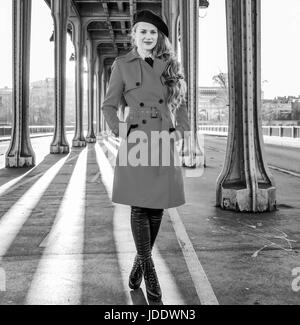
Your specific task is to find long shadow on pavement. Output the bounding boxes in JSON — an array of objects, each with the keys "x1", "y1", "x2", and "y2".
[
  {"x1": 0, "y1": 166, "x2": 34, "y2": 187},
  {"x1": 0, "y1": 153, "x2": 70, "y2": 216},
  {"x1": 0, "y1": 149, "x2": 83, "y2": 305},
  {"x1": 82, "y1": 144, "x2": 127, "y2": 305}
]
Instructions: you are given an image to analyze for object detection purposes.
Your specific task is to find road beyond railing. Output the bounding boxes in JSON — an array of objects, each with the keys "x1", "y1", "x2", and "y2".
[
  {"x1": 199, "y1": 125, "x2": 300, "y2": 138},
  {"x1": 199, "y1": 125, "x2": 300, "y2": 149}
]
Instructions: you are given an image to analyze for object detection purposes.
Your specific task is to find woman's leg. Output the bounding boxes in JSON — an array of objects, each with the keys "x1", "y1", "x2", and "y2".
[
  {"x1": 129, "y1": 206, "x2": 162, "y2": 301},
  {"x1": 129, "y1": 206, "x2": 151, "y2": 290},
  {"x1": 129, "y1": 208, "x2": 163, "y2": 289},
  {"x1": 130, "y1": 206, "x2": 151, "y2": 262},
  {"x1": 148, "y1": 208, "x2": 164, "y2": 249}
]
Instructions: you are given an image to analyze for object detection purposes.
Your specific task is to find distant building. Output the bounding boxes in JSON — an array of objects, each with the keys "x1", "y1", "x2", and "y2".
[
  {"x1": 0, "y1": 87, "x2": 12, "y2": 126},
  {"x1": 0, "y1": 79, "x2": 76, "y2": 126},
  {"x1": 262, "y1": 96, "x2": 300, "y2": 125},
  {"x1": 30, "y1": 78, "x2": 75, "y2": 125},
  {"x1": 292, "y1": 101, "x2": 300, "y2": 121},
  {"x1": 30, "y1": 78, "x2": 55, "y2": 125},
  {"x1": 198, "y1": 87, "x2": 229, "y2": 124}
]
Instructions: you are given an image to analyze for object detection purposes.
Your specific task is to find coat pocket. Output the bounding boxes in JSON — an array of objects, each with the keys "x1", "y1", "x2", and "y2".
[
  {"x1": 124, "y1": 81, "x2": 141, "y2": 94},
  {"x1": 127, "y1": 124, "x2": 139, "y2": 138},
  {"x1": 123, "y1": 60, "x2": 142, "y2": 93}
]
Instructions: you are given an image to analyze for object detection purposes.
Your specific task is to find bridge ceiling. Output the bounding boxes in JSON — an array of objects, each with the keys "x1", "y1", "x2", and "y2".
[{"x1": 45, "y1": 0, "x2": 163, "y2": 58}]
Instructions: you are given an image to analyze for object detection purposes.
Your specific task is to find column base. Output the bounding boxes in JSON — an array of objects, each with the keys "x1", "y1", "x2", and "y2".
[
  {"x1": 6, "y1": 155, "x2": 35, "y2": 168},
  {"x1": 72, "y1": 139, "x2": 86, "y2": 148},
  {"x1": 86, "y1": 136, "x2": 97, "y2": 143},
  {"x1": 50, "y1": 144, "x2": 70, "y2": 154},
  {"x1": 219, "y1": 186, "x2": 277, "y2": 212}
]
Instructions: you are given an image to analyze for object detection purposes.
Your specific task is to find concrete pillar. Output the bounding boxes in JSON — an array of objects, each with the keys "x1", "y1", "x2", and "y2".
[
  {"x1": 50, "y1": 0, "x2": 70, "y2": 154},
  {"x1": 6, "y1": 0, "x2": 35, "y2": 168},
  {"x1": 86, "y1": 39, "x2": 96, "y2": 143},
  {"x1": 71, "y1": 18, "x2": 86, "y2": 148},
  {"x1": 216, "y1": 0, "x2": 276, "y2": 212}
]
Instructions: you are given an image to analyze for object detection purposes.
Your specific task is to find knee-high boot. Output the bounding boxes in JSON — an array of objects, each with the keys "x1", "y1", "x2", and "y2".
[
  {"x1": 129, "y1": 206, "x2": 150, "y2": 290},
  {"x1": 129, "y1": 206, "x2": 162, "y2": 301},
  {"x1": 129, "y1": 208, "x2": 163, "y2": 290},
  {"x1": 148, "y1": 208, "x2": 163, "y2": 248}
]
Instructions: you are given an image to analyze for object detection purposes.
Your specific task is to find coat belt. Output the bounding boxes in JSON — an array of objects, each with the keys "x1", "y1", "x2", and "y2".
[
  {"x1": 127, "y1": 106, "x2": 174, "y2": 176},
  {"x1": 128, "y1": 106, "x2": 171, "y2": 132}
]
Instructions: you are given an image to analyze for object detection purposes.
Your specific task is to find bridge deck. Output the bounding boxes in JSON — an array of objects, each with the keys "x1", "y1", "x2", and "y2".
[{"x1": 0, "y1": 134, "x2": 299, "y2": 305}]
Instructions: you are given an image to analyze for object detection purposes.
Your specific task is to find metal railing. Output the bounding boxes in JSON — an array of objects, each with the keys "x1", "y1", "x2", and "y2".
[
  {"x1": 199, "y1": 125, "x2": 300, "y2": 139},
  {"x1": 0, "y1": 126, "x2": 75, "y2": 137}
]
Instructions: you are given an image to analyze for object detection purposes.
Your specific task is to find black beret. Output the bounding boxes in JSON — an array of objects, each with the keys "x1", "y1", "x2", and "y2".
[{"x1": 133, "y1": 10, "x2": 169, "y2": 38}]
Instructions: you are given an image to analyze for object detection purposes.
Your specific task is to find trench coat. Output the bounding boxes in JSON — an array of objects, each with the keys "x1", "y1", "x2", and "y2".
[{"x1": 101, "y1": 48, "x2": 190, "y2": 209}]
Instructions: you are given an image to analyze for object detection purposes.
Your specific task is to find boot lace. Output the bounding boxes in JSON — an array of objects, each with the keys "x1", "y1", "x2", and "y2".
[
  {"x1": 130, "y1": 256, "x2": 142, "y2": 278},
  {"x1": 144, "y1": 260, "x2": 160, "y2": 289}
]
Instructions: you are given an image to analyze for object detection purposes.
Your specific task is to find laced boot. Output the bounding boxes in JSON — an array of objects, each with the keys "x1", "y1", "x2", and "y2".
[
  {"x1": 149, "y1": 209, "x2": 163, "y2": 248},
  {"x1": 129, "y1": 255, "x2": 143, "y2": 290},
  {"x1": 142, "y1": 257, "x2": 162, "y2": 302},
  {"x1": 129, "y1": 206, "x2": 151, "y2": 290},
  {"x1": 129, "y1": 208, "x2": 163, "y2": 291}
]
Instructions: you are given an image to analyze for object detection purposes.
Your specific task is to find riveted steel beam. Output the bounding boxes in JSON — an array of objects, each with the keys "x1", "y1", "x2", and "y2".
[
  {"x1": 100, "y1": 0, "x2": 118, "y2": 53},
  {"x1": 129, "y1": 0, "x2": 137, "y2": 28}
]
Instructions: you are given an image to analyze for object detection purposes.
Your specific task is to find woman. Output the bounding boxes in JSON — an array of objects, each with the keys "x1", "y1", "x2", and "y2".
[{"x1": 101, "y1": 10, "x2": 190, "y2": 302}]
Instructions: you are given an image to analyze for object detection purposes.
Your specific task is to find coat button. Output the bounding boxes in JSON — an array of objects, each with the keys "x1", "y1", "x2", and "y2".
[
  {"x1": 136, "y1": 82, "x2": 140, "y2": 86},
  {"x1": 159, "y1": 99, "x2": 164, "y2": 104},
  {"x1": 140, "y1": 102, "x2": 145, "y2": 107},
  {"x1": 142, "y1": 119, "x2": 147, "y2": 125}
]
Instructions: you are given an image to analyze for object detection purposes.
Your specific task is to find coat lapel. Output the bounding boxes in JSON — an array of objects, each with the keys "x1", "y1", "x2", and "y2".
[
  {"x1": 153, "y1": 58, "x2": 168, "y2": 78},
  {"x1": 123, "y1": 49, "x2": 142, "y2": 91},
  {"x1": 124, "y1": 48, "x2": 168, "y2": 78},
  {"x1": 124, "y1": 49, "x2": 139, "y2": 63},
  {"x1": 123, "y1": 48, "x2": 169, "y2": 95}
]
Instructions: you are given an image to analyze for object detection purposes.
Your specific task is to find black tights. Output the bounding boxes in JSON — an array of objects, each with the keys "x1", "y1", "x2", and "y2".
[{"x1": 130, "y1": 206, "x2": 163, "y2": 262}]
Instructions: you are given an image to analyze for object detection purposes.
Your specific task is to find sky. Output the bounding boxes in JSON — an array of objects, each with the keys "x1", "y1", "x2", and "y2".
[
  {"x1": 0, "y1": 0, "x2": 300, "y2": 99},
  {"x1": 0, "y1": 0, "x2": 74, "y2": 86},
  {"x1": 199, "y1": 0, "x2": 300, "y2": 98}
]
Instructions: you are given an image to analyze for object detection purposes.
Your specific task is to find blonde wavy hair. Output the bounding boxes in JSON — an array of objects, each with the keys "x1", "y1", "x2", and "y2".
[{"x1": 131, "y1": 23, "x2": 187, "y2": 114}]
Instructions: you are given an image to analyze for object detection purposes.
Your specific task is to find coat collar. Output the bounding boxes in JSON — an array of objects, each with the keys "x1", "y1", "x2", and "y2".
[
  {"x1": 124, "y1": 48, "x2": 168, "y2": 77},
  {"x1": 123, "y1": 48, "x2": 140, "y2": 63}
]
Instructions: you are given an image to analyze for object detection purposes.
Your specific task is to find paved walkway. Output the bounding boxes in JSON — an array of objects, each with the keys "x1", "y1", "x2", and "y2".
[{"x1": 0, "y1": 134, "x2": 299, "y2": 305}]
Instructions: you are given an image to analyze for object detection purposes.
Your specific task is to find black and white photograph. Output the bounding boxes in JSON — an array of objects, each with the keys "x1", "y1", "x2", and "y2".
[{"x1": 0, "y1": 0, "x2": 299, "y2": 312}]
